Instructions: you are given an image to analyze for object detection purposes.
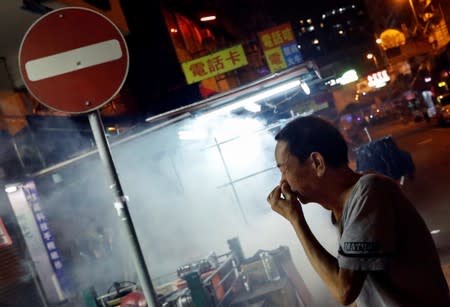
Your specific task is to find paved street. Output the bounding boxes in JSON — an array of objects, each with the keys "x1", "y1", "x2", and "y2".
[{"x1": 367, "y1": 120, "x2": 450, "y2": 284}]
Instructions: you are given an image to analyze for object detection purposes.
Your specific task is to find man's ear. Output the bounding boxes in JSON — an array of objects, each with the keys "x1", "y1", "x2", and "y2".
[{"x1": 310, "y1": 152, "x2": 326, "y2": 177}]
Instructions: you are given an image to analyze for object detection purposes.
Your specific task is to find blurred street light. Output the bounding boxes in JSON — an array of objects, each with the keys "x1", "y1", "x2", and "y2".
[
  {"x1": 5, "y1": 185, "x2": 18, "y2": 193},
  {"x1": 376, "y1": 38, "x2": 382, "y2": 44},
  {"x1": 200, "y1": 15, "x2": 216, "y2": 22},
  {"x1": 366, "y1": 53, "x2": 379, "y2": 68},
  {"x1": 300, "y1": 81, "x2": 311, "y2": 95}
]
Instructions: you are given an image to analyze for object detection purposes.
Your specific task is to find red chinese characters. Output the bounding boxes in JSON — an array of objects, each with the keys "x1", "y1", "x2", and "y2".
[
  {"x1": 182, "y1": 44, "x2": 248, "y2": 84},
  {"x1": 189, "y1": 62, "x2": 207, "y2": 77},
  {"x1": 207, "y1": 56, "x2": 225, "y2": 72},
  {"x1": 189, "y1": 51, "x2": 243, "y2": 76},
  {"x1": 258, "y1": 23, "x2": 295, "y2": 50},
  {"x1": 226, "y1": 50, "x2": 241, "y2": 65},
  {"x1": 269, "y1": 52, "x2": 283, "y2": 65}
]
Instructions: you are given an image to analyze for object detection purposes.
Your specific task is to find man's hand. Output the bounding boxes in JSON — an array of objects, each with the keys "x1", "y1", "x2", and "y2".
[
  {"x1": 267, "y1": 181, "x2": 303, "y2": 223},
  {"x1": 267, "y1": 182, "x2": 366, "y2": 305}
]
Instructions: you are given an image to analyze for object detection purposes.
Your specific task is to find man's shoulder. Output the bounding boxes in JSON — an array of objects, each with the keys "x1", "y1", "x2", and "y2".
[
  {"x1": 346, "y1": 173, "x2": 398, "y2": 212},
  {"x1": 356, "y1": 173, "x2": 397, "y2": 191}
]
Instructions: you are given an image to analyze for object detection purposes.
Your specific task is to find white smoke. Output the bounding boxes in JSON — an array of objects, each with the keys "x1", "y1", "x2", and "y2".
[{"x1": 12, "y1": 111, "x2": 341, "y2": 305}]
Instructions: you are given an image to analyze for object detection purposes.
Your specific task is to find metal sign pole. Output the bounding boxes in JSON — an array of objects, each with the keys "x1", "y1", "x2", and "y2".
[{"x1": 88, "y1": 110, "x2": 159, "y2": 307}]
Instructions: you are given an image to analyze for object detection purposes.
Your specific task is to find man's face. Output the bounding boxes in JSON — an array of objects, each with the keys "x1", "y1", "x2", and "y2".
[{"x1": 275, "y1": 140, "x2": 319, "y2": 204}]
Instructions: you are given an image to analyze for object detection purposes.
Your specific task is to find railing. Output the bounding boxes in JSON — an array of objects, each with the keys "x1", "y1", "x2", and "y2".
[{"x1": 203, "y1": 254, "x2": 241, "y2": 306}]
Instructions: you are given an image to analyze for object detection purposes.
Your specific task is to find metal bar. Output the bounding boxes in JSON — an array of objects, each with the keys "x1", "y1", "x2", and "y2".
[
  {"x1": 96, "y1": 285, "x2": 136, "y2": 302},
  {"x1": 363, "y1": 127, "x2": 372, "y2": 142},
  {"x1": 216, "y1": 252, "x2": 232, "y2": 259},
  {"x1": 204, "y1": 119, "x2": 285, "y2": 151},
  {"x1": 25, "y1": 242, "x2": 50, "y2": 307},
  {"x1": 213, "y1": 269, "x2": 235, "y2": 290},
  {"x1": 217, "y1": 166, "x2": 277, "y2": 188},
  {"x1": 214, "y1": 137, "x2": 248, "y2": 225},
  {"x1": 11, "y1": 137, "x2": 26, "y2": 171},
  {"x1": 203, "y1": 256, "x2": 234, "y2": 284},
  {"x1": 145, "y1": 64, "x2": 316, "y2": 123},
  {"x1": 27, "y1": 125, "x2": 47, "y2": 168},
  {"x1": 408, "y1": 0, "x2": 421, "y2": 32},
  {"x1": 32, "y1": 113, "x2": 191, "y2": 177},
  {"x1": 88, "y1": 110, "x2": 159, "y2": 307},
  {"x1": 215, "y1": 278, "x2": 241, "y2": 307}
]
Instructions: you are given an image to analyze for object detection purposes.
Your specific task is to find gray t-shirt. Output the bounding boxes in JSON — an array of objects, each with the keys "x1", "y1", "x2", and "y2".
[{"x1": 337, "y1": 174, "x2": 450, "y2": 307}]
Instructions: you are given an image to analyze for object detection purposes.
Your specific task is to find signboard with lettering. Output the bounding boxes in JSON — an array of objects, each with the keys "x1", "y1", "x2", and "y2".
[
  {"x1": 367, "y1": 70, "x2": 390, "y2": 88},
  {"x1": 6, "y1": 181, "x2": 68, "y2": 304},
  {"x1": 19, "y1": 7, "x2": 129, "y2": 114},
  {"x1": 258, "y1": 24, "x2": 303, "y2": 73},
  {"x1": 181, "y1": 45, "x2": 248, "y2": 84},
  {"x1": 264, "y1": 47, "x2": 287, "y2": 73},
  {"x1": 22, "y1": 182, "x2": 67, "y2": 284},
  {"x1": 258, "y1": 23, "x2": 296, "y2": 50}
]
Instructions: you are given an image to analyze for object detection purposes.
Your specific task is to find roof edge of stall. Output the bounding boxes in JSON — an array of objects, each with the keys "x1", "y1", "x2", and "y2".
[{"x1": 29, "y1": 62, "x2": 321, "y2": 178}]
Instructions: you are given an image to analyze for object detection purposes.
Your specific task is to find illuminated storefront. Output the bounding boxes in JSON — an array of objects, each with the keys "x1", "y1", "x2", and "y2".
[{"x1": 3, "y1": 63, "x2": 337, "y2": 306}]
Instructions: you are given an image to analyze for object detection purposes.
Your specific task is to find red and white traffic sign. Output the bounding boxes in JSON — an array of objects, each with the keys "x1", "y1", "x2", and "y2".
[{"x1": 19, "y1": 7, "x2": 129, "y2": 114}]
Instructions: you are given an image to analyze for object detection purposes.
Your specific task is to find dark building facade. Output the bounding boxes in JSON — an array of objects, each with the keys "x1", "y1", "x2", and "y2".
[
  {"x1": 288, "y1": 0, "x2": 375, "y2": 77},
  {"x1": 119, "y1": 1, "x2": 202, "y2": 117}
]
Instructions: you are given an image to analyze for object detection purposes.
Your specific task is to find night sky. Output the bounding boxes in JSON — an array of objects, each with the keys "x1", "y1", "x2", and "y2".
[
  {"x1": 164, "y1": 0, "x2": 363, "y2": 22},
  {"x1": 265, "y1": 0, "x2": 360, "y2": 17}
]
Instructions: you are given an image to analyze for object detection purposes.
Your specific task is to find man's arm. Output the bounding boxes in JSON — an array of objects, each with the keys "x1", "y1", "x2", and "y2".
[
  {"x1": 268, "y1": 184, "x2": 366, "y2": 305},
  {"x1": 291, "y1": 214, "x2": 366, "y2": 305}
]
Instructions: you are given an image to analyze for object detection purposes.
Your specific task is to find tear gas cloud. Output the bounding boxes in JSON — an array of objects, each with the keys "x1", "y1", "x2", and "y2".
[{"x1": 7, "y1": 113, "x2": 341, "y2": 305}]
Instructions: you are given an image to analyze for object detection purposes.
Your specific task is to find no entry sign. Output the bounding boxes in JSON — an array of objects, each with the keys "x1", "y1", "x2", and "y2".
[{"x1": 19, "y1": 7, "x2": 129, "y2": 114}]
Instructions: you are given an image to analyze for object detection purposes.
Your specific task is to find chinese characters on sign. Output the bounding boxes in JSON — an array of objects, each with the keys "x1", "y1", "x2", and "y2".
[
  {"x1": 258, "y1": 23, "x2": 296, "y2": 50},
  {"x1": 23, "y1": 182, "x2": 68, "y2": 286},
  {"x1": 181, "y1": 44, "x2": 248, "y2": 84},
  {"x1": 282, "y1": 43, "x2": 303, "y2": 67},
  {"x1": 258, "y1": 24, "x2": 303, "y2": 73},
  {"x1": 264, "y1": 48, "x2": 287, "y2": 73},
  {"x1": 7, "y1": 181, "x2": 67, "y2": 302}
]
